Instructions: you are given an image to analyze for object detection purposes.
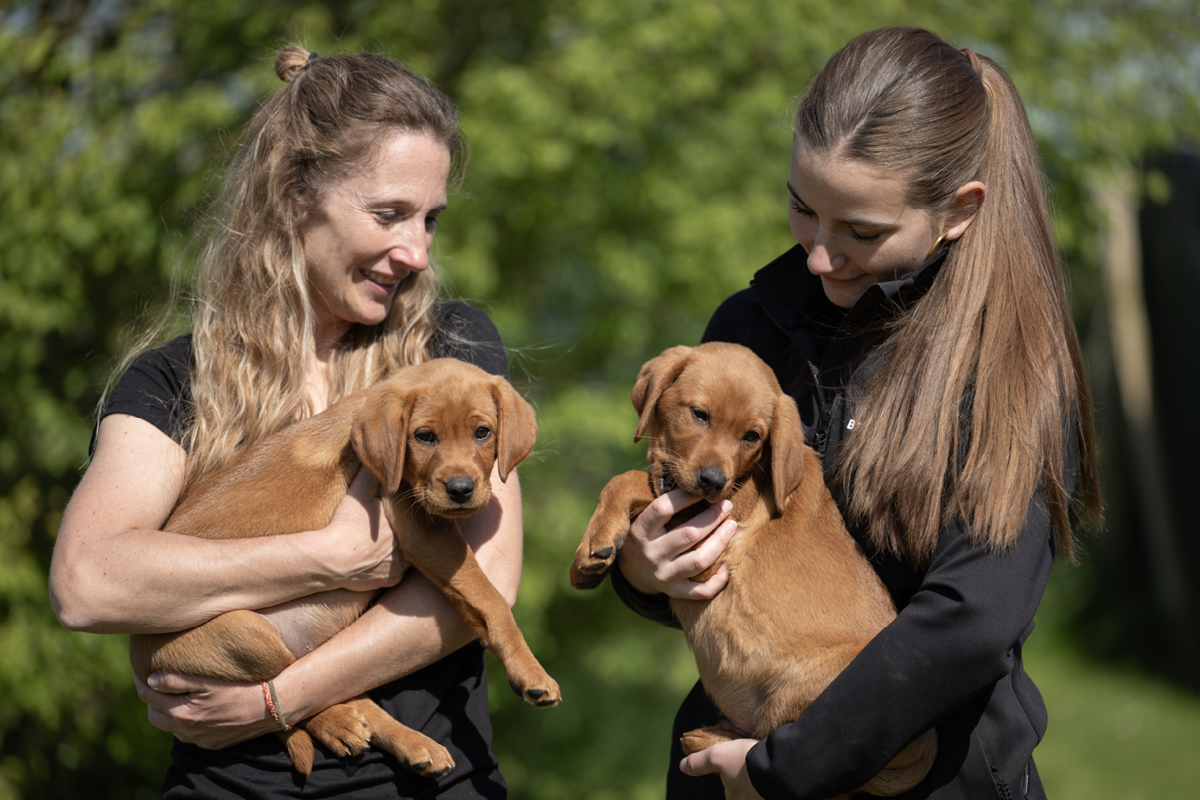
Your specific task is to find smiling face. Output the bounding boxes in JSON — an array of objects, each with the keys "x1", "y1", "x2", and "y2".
[
  {"x1": 302, "y1": 131, "x2": 451, "y2": 344},
  {"x1": 788, "y1": 139, "x2": 967, "y2": 309}
]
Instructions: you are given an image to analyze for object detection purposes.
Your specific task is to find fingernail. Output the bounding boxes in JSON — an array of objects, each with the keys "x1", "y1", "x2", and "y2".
[
  {"x1": 148, "y1": 673, "x2": 162, "y2": 690},
  {"x1": 721, "y1": 500, "x2": 733, "y2": 514}
]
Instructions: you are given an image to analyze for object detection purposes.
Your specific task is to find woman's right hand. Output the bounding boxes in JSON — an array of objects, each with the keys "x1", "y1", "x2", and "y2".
[
  {"x1": 617, "y1": 489, "x2": 737, "y2": 599},
  {"x1": 326, "y1": 468, "x2": 407, "y2": 593}
]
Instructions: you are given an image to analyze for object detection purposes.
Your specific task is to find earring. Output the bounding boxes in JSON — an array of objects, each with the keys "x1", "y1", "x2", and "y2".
[{"x1": 926, "y1": 233, "x2": 948, "y2": 259}]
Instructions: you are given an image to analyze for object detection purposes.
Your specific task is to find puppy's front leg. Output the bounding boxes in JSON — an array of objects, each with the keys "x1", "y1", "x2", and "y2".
[
  {"x1": 389, "y1": 500, "x2": 561, "y2": 708},
  {"x1": 570, "y1": 470, "x2": 655, "y2": 589}
]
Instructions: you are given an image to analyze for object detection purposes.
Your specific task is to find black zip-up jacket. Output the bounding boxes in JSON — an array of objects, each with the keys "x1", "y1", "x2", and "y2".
[{"x1": 613, "y1": 245, "x2": 1073, "y2": 799}]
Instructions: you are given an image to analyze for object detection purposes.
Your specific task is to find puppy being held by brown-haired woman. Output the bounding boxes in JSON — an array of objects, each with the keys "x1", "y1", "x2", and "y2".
[{"x1": 571, "y1": 342, "x2": 936, "y2": 799}]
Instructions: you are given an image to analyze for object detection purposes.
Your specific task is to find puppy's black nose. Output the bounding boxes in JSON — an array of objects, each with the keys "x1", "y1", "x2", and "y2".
[
  {"x1": 445, "y1": 476, "x2": 476, "y2": 504},
  {"x1": 696, "y1": 467, "x2": 727, "y2": 494}
]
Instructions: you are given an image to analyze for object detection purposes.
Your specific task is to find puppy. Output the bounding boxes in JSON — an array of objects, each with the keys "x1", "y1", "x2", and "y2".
[
  {"x1": 131, "y1": 358, "x2": 560, "y2": 777},
  {"x1": 570, "y1": 343, "x2": 935, "y2": 798}
]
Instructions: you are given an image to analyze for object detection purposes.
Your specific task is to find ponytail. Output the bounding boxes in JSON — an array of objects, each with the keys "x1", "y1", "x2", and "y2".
[{"x1": 795, "y1": 27, "x2": 1100, "y2": 563}]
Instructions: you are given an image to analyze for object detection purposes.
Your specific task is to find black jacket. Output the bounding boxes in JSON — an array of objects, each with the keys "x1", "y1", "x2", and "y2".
[{"x1": 614, "y1": 245, "x2": 1071, "y2": 800}]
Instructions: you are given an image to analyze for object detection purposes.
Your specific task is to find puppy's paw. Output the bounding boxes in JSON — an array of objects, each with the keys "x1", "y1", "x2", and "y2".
[
  {"x1": 305, "y1": 703, "x2": 372, "y2": 757},
  {"x1": 569, "y1": 530, "x2": 625, "y2": 590},
  {"x1": 399, "y1": 740, "x2": 456, "y2": 778},
  {"x1": 680, "y1": 725, "x2": 741, "y2": 755},
  {"x1": 358, "y1": 700, "x2": 457, "y2": 778},
  {"x1": 569, "y1": 549, "x2": 616, "y2": 589},
  {"x1": 509, "y1": 673, "x2": 562, "y2": 708}
]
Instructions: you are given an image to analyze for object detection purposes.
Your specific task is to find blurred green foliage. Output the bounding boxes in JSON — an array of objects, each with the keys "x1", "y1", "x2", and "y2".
[{"x1": 1, "y1": 0, "x2": 1197, "y2": 797}]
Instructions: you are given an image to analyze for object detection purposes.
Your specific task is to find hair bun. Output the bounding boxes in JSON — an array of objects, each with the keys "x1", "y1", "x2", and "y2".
[{"x1": 275, "y1": 45, "x2": 313, "y2": 83}]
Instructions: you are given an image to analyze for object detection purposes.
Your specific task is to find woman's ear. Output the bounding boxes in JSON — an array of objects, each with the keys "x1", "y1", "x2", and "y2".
[{"x1": 943, "y1": 180, "x2": 987, "y2": 241}]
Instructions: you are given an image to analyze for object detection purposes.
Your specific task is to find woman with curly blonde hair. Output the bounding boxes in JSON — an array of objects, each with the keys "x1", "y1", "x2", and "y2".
[{"x1": 52, "y1": 46, "x2": 517, "y2": 799}]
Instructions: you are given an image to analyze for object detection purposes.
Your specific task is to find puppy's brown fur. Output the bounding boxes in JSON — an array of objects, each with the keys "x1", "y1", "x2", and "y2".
[
  {"x1": 570, "y1": 343, "x2": 935, "y2": 798},
  {"x1": 131, "y1": 358, "x2": 559, "y2": 778}
]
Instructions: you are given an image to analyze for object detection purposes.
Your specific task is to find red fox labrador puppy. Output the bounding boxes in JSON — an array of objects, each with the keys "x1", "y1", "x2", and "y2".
[
  {"x1": 570, "y1": 343, "x2": 935, "y2": 797},
  {"x1": 131, "y1": 358, "x2": 559, "y2": 777}
]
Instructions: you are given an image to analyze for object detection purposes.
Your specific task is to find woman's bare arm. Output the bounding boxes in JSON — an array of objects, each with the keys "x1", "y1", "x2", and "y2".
[
  {"x1": 136, "y1": 464, "x2": 525, "y2": 748},
  {"x1": 51, "y1": 414, "x2": 402, "y2": 633}
]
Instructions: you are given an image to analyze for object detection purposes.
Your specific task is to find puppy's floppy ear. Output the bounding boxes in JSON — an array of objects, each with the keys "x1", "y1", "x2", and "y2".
[
  {"x1": 352, "y1": 384, "x2": 411, "y2": 496},
  {"x1": 769, "y1": 392, "x2": 806, "y2": 512},
  {"x1": 492, "y1": 378, "x2": 537, "y2": 481},
  {"x1": 632, "y1": 346, "x2": 692, "y2": 443}
]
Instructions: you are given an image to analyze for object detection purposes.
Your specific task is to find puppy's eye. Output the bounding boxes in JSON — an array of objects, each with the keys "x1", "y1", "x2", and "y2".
[
  {"x1": 743, "y1": 431, "x2": 761, "y2": 444},
  {"x1": 414, "y1": 431, "x2": 437, "y2": 444},
  {"x1": 474, "y1": 426, "x2": 493, "y2": 442},
  {"x1": 691, "y1": 408, "x2": 709, "y2": 424}
]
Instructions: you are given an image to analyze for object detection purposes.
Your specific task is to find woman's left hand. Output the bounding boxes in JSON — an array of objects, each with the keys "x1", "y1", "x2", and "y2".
[
  {"x1": 679, "y1": 738, "x2": 764, "y2": 800},
  {"x1": 135, "y1": 671, "x2": 277, "y2": 749}
]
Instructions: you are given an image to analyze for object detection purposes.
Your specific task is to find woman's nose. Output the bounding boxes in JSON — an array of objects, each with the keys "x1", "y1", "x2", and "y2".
[
  {"x1": 389, "y1": 223, "x2": 432, "y2": 272},
  {"x1": 806, "y1": 235, "x2": 843, "y2": 275}
]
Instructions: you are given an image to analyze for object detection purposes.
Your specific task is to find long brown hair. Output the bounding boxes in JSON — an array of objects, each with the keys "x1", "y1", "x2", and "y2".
[
  {"x1": 113, "y1": 46, "x2": 469, "y2": 488},
  {"x1": 795, "y1": 27, "x2": 1100, "y2": 563}
]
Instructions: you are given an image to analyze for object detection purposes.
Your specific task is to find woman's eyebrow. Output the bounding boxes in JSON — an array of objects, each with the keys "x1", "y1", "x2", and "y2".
[
  {"x1": 786, "y1": 182, "x2": 806, "y2": 206},
  {"x1": 786, "y1": 181, "x2": 892, "y2": 230}
]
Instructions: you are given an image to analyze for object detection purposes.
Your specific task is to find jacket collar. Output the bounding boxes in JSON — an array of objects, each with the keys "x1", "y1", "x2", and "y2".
[{"x1": 749, "y1": 243, "x2": 949, "y2": 355}]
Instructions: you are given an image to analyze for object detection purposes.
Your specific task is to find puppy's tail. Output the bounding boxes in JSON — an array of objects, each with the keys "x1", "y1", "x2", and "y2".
[
  {"x1": 860, "y1": 728, "x2": 937, "y2": 796},
  {"x1": 281, "y1": 728, "x2": 316, "y2": 775}
]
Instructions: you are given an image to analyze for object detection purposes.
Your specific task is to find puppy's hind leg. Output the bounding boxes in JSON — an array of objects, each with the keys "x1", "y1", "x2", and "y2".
[
  {"x1": 354, "y1": 698, "x2": 455, "y2": 778},
  {"x1": 300, "y1": 697, "x2": 454, "y2": 778},
  {"x1": 680, "y1": 724, "x2": 745, "y2": 756},
  {"x1": 570, "y1": 470, "x2": 655, "y2": 589}
]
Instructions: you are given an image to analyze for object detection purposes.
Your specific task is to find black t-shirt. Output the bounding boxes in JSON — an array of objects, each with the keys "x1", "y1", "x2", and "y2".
[{"x1": 100, "y1": 301, "x2": 510, "y2": 800}]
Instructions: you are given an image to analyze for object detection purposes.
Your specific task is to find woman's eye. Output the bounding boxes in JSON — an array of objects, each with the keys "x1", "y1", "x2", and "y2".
[
  {"x1": 848, "y1": 228, "x2": 884, "y2": 243},
  {"x1": 474, "y1": 426, "x2": 492, "y2": 441},
  {"x1": 789, "y1": 199, "x2": 815, "y2": 218},
  {"x1": 691, "y1": 408, "x2": 709, "y2": 424},
  {"x1": 415, "y1": 431, "x2": 436, "y2": 444},
  {"x1": 426, "y1": 213, "x2": 440, "y2": 231}
]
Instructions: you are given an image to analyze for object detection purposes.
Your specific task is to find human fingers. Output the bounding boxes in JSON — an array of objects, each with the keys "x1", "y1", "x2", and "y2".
[
  {"x1": 134, "y1": 671, "x2": 197, "y2": 738},
  {"x1": 654, "y1": 497, "x2": 733, "y2": 556},
  {"x1": 333, "y1": 468, "x2": 405, "y2": 590},
  {"x1": 655, "y1": 519, "x2": 737, "y2": 600},
  {"x1": 679, "y1": 739, "x2": 762, "y2": 800},
  {"x1": 647, "y1": 503, "x2": 736, "y2": 591},
  {"x1": 145, "y1": 671, "x2": 212, "y2": 694},
  {"x1": 679, "y1": 746, "x2": 719, "y2": 777},
  {"x1": 621, "y1": 493, "x2": 734, "y2": 596},
  {"x1": 628, "y1": 489, "x2": 706, "y2": 542},
  {"x1": 136, "y1": 671, "x2": 277, "y2": 748}
]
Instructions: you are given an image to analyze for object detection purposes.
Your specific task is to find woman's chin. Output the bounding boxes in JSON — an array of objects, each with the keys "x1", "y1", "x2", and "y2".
[{"x1": 820, "y1": 277, "x2": 867, "y2": 309}]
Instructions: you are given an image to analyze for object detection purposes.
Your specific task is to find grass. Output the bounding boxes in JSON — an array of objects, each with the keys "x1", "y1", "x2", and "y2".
[{"x1": 1027, "y1": 639, "x2": 1200, "y2": 800}]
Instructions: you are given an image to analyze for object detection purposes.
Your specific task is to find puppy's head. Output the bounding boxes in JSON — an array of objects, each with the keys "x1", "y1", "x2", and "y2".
[
  {"x1": 351, "y1": 359, "x2": 537, "y2": 517},
  {"x1": 632, "y1": 343, "x2": 804, "y2": 511}
]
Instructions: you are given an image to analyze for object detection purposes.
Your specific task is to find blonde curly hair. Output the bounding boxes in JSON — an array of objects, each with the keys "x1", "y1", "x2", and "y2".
[{"x1": 113, "y1": 45, "x2": 469, "y2": 489}]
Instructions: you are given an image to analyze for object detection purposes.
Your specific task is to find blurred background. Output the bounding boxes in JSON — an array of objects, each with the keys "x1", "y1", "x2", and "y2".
[{"x1": 1, "y1": 1, "x2": 1198, "y2": 798}]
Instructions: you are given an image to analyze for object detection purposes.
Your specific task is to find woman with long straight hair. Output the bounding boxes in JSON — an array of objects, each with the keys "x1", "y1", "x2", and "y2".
[
  {"x1": 612, "y1": 26, "x2": 1101, "y2": 799},
  {"x1": 52, "y1": 46, "x2": 518, "y2": 799}
]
